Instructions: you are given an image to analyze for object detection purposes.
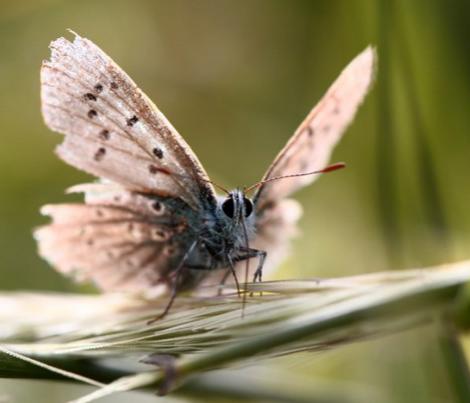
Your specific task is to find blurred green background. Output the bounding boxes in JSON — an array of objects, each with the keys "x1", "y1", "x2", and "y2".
[{"x1": 1, "y1": 0, "x2": 470, "y2": 402}]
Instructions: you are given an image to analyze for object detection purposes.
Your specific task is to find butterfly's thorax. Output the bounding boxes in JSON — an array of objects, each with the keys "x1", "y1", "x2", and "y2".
[{"x1": 188, "y1": 190, "x2": 256, "y2": 267}]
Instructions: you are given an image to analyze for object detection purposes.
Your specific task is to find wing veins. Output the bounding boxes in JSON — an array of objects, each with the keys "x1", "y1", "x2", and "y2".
[{"x1": 43, "y1": 59, "x2": 199, "y2": 207}]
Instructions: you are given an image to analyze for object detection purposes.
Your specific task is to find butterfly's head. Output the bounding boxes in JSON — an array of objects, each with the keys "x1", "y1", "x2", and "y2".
[{"x1": 220, "y1": 189, "x2": 254, "y2": 225}]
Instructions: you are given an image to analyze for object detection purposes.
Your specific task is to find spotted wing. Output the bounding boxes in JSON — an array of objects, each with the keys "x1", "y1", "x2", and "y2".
[
  {"x1": 254, "y1": 47, "x2": 376, "y2": 212},
  {"x1": 41, "y1": 32, "x2": 216, "y2": 211},
  {"x1": 35, "y1": 183, "x2": 188, "y2": 292}
]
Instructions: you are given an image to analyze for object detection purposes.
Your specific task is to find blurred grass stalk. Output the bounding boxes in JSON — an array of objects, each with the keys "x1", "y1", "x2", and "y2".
[
  {"x1": 1, "y1": 260, "x2": 470, "y2": 401},
  {"x1": 377, "y1": 1, "x2": 450, "y2": 263},
  {"x1": 378, "y1": 1, "x2": 464, "y2": 401}
]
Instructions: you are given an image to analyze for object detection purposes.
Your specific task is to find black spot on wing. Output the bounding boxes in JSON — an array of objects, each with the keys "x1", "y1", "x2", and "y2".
[
  {"x1": 110, "y1": 82, "x2": 119, "y2": 90},
  {"x1": 94, "y1": 147, "x2": 106, "y2": 161},
  {"x1": 88, "y1": 109, "x2": 98, "y2": 119},
  {"x1": 126, "y1": 115, "x2": 139, "y2": 126},
  {"x1": 152, "y1": 147, "x2": 164, "y2": 159},
  {"x1": 152, "y1": 201, "x2": 162, "y2": 212},
  {"x1": 99, "y1": 129, "x2": 110, "y2": 140},
  {"x1": 155, "y1": 230, "x2": 165, "y2": 238},
  {"x1": 94, "y1": 84, "x2": 103, "y2": 93},
  {"x1": 84, "y1": 93, "x2": 97, "y2": 101}
]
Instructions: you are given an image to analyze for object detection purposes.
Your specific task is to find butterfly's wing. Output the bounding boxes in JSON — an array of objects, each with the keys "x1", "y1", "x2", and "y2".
[
  {"x1": 253, "y1": 46, "x2": 376, "y2": 212},
  {"x1": 38, "y1": 33, "x2": 216, "y2": 292},
  {"x1": 41, "y1": 32, "x2": 216, "y2": 211},
  {"x1": 35, "y1": 183, "x2": 192, "y2": 293},
  {"x1": 211, "y1": 47, "x2": 377, "y2": 286}
]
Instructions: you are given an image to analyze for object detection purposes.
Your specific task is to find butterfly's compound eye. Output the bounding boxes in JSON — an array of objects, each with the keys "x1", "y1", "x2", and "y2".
[
  {"x1": 243, "y1": 197, "x2": 253, "y2": 217},
  {"x1": 221, "y1": 197, "x2": 235, "y2": 218}
]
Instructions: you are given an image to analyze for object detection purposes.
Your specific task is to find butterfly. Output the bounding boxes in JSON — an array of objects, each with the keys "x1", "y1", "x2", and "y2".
[{"x1": 35, "y1": 32, "x2": 376, "y2": 317}]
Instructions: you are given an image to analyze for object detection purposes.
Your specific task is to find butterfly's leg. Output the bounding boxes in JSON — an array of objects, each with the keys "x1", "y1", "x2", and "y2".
[
  {"x1": 215, "y1": 255, "x2": 242, "y2": 296},
  {"x1": 252, "y1": 250, "x2": 267, "y2": 283},
  {"x1": 217, "y1": 269, "x2": 232, "y2": 296},
  {"x1": 148, "y1": 241, "x2": 198, "y2": 323},
  {"x1": 236, "y1": 248, "x2": 267, "y2": 283},
  {"x1": 227, "y1": 255, "x2": 242, "y2": 296}
]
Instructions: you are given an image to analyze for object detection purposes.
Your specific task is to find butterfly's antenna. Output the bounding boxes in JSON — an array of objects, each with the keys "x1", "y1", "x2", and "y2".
[
  {"x1": 150, "y1": 167, "x2": 229, "y2": 194},
  {"x1": 203, "y1": 179, "x2": 230, "y2": 195},
  {"x1": 244, "y1": 162, "x2": 346, "y2": 193}
]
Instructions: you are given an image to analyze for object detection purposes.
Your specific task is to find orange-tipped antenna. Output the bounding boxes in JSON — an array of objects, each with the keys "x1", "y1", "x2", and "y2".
[
  {"x1": 205, "y1": 180, "x2": 230, "y2": 195},
  {"x1": 151, "y1": 166, "x2": 230, "y2": 194},
  {"x1": 244, "y1": 162, "x2": 346, "y2": 193}
]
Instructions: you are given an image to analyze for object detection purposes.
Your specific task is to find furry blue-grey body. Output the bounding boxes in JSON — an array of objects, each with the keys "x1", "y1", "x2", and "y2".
[
  {"x1": 153, "y1": 188, "x2": 262, "y2": 290},
  {"x1": 188, "y1": 189, "x2": 257, "y2": 269},
  {"x1": 205, "y1": 189, "x2": 257, "y2": 257}
]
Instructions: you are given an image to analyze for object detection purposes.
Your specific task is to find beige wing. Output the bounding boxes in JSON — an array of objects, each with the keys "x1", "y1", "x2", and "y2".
[
  {"x1": 35, "y1": 183, "x2": 186, "y2": 292},
  {"x1": 254, "y1": 46, "x2": 376, "y2": 212},
  {"x1": 41, "y1": 32, "x2": 216, "y2": 210}
]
